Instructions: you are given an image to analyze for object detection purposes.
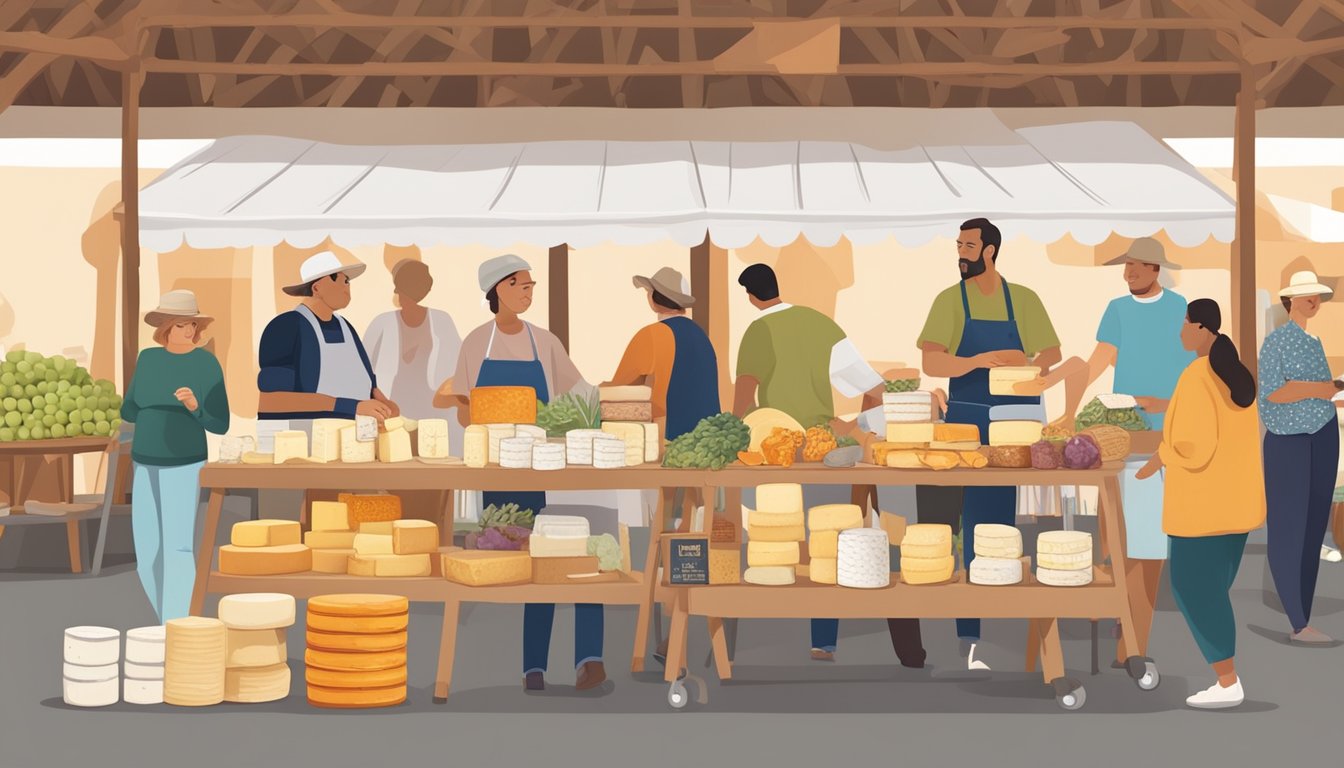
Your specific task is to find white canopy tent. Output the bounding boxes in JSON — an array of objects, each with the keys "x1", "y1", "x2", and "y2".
[{"x1": 138, "y1": 116, "x2": 1234, "y2": 254}]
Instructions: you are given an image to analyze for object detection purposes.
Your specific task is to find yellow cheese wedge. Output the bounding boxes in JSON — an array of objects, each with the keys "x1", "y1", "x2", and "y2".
[
  {"x1": 347, "y1": 553, "x2": 432, "y2": 578},
  {"x1": 273, "y1": 430, "x2": 308, "y2": 464},
  {"x1": 310, "y1": 501, "x2": 351, "y2": 532},
  {"x1": 746, "y1": 541, "x2": 801, "y2": 567},
  {"x1": 807, "y1": 504, "x2": 863, "y2": 532},
  {"x1": 230, "y1": 520, "x2": 301, "y2": 548},
  {"x1": 376, "y1": 428, "x2": 412, "y2": 463},
  {"x1": 885, "y1": 422, "x2": 934, "y2": 445},
  {"x1": 988, "y1": 420, "x2": 1043, "y2": 447},
  {"x1": 392, "y1": 519, "x2": 439, "y2": 555},
  {"x1": 218, "y1": 544, "x2": 312, "y2": 576},
  {"x1": 310, "y1": 548, "x2": 354, "y2": 574}
]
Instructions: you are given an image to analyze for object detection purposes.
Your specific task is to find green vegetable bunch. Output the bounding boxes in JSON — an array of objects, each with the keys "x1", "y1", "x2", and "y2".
[
  {"x1": 535, "y1": 391, "x2": 601, "y2": 437},
  {"x1": 0, "y1": 351, "x2": 121, "y2": 442},
  {"x1": 662, "y1": 412, "x2": 750, "y2": 470},
  {"x1": 1075, "y1": 397, "x2": 1147, "y2": 432},
  {"x1": 479, "y1": 503, "x2": 535, "y2": 531},
  {"x1": 884, "y1": 378, "x2": 920, "y2": 393},
  {"x1": 587, "y1": 534, "x2": 622, "y2": 571}
]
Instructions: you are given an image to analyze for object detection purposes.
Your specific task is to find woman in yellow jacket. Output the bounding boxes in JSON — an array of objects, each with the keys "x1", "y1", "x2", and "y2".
[{"x1": 1136, "y1": 298, "x2": 1264, "y2": 710}]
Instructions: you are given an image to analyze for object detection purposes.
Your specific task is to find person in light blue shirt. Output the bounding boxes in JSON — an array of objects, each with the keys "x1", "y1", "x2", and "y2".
[{"x1": 1056, "y1": 238, "x2": 1194, "y2": 669}]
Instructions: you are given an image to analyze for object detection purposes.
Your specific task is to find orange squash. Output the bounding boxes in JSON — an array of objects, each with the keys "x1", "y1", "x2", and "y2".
[
  {"x1": 803, "y1": 426, "x2": 838, "y2": 462},
  {"x1": 737, "y1": 450, "x2": 766, "y2": 466},
  {"x1": 761, "y1": 427, "x2": 804, "y2": 467}
]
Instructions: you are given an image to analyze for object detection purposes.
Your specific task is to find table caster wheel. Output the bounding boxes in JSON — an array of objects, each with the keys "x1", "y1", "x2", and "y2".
[
  {"x1": 1135, "y1": 662, "x2": 1160, "y2": 691},
  {"x1": 668, "y1": 680, "x2": 689, "y2": 710},
  {"x1": 1052, "y1": 677, "x2": 1086, "y2": 711}
]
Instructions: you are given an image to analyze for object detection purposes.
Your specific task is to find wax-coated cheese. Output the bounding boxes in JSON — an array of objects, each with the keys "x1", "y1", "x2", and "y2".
[
  {"x1": 217, "y1": 593, "x2": 296, "y2": 630},
  {"x1": 306, "y1": 612, "x2": 408, "y2": 635},
  {"x1": 353, "y1": 533, "x2": 394, "y2": 556},
  {"x1": 376, "y1": 428, "x2": 412, "y2": 463},
  {"x1": 464, "y1": 425, "x2": 488, "y2": 467},
  {"x1": 747, "y1": 509, "x2": 804, "y2": 528},
  {"x1": 310, "y1": 501, "x2": 351, "y2": 532},
  {"x1": 746, "y1": 524, "x2": 805, "y2": 543},
  {"x1": 64, "y1": 626, "x2": 120, "y2": 667},
  {"x1": 305, "y1": 531, "x2": 357, "y2": 550},
  {"x1": 470, "y1": 386, "x2": 537, "y2": 425},
  {"x1": 885, "y1": 422, "x2": 934, "y2": 444},
  {"x1": 969, "y1": 557, "x2": 1024, "y2": 585},
  {"x1": 310, "y1": 418, "x2": 350, "y2": 462},
  {"x1": 306, "y1": 594, "x2": 409, "y2": 618},
  {"x1": 339, "y1": 425, "x2": 375, "y2": 463},
  {"x1": 973, "y1": 524, "x2": 1023, "y2": 559},
  {"x1": 230, "y1": 520, "x2": 301, "y2": 548},
  {"x1": 1037, "y1": 530, "x2": 1092, "y2": 555},
  {"x1": 307, "y1": 682, "x2": 406, "y2": 709},
  {"x1": 837, "y1": 529, "x2": 890, "y2": 589},
  {"x1": 340, "y1": 494, "x2": 402, "y2": 527},
  {"x1": 1037, "y1": 566, "x2": 1094, "y2": 586},
  {"x1": 809, "y1": 557, "x2": 838, "y2": 585},
  {"x1": 755, "y1": 483, "x2": 803, "y2": 515},
  {"x1": 709, "y1": 545, "x2": 741, "y2": 585},
  {"x1": 306, "y1": 629, "x2": 407, "y2": 653},
  {"x1": 810, "y1": 530, "x2": 839, "y2": 559},
  {"x1": 392, "y1": 519, "x2": 439, "y2": 555},
  {"x1": 746, "y1": 541, "x2": 800, "y2": 567},
  {"x1": 417, "y1": 418, "x2": 450, "y2": 458},
  {"x1": 902, "y1": 524, "x2": 953, "y2": 548},
  {"x1": 358, "y1": 521, "x2": 393, "y2": 535},
  {"x1": 273, "y1": 430, "x2": 308, "y2": 464},
  {"x1": 989, "y1": 420, "x2": 1044, "y2": 447},
  {"x1": 348, "y1": 553, "x2": 432, "y2": 577},
  {"x1": 601, "y1": 422, "x2": 647, "y2": 466},
  {"x1": 218, "y1": 544, "x2": 312, "y2": 576},
  {"x1": 311, "y1": 548, "x2": 355, "y2": 574},
  {"x1": 443, "y1": 550, "x2": 532, "y2": 586},
  {"x1": 304, "y1": 648, "x2": 406, "y2": 674},
  {"x1": 744, "y1": 566, "x2": 795, "y2": 586},
  {"x1": 224, "y1": 628, "x2": 287, "y2": 668},
  {"x1": 808, "y1": 504, "x2": 863, "y2": 532}
]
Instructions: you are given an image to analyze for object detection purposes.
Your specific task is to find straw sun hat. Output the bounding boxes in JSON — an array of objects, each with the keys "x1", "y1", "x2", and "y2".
[
  {"x1": 1278, "y1": 270, "x2": 1333, "y2": 301},
  {"x1": 144, "y1": 290, "x2": 214, "y2": 329}
]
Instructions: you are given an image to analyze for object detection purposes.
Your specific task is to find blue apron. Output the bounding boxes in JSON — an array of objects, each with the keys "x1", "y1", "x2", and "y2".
[
  {"x1": 477, "y1": 323, "x2": 549, "y2": 516},
  {"x1": 661, "y1": 316, "x2": 720, "y2": 440},
  {"x1": 946, "y1": 279, "x2": 1039, "y2": 641}
]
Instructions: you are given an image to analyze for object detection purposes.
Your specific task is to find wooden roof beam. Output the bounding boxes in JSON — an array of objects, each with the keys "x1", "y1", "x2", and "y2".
[{"x1": 0, "y1": 30, "x2": 128, "y2": 65}]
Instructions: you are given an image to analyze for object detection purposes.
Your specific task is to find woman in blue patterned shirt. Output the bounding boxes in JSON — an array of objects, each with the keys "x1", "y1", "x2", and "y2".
[{"x1": 1258, "y1": 270, "x2": 1344, "y2": 645}]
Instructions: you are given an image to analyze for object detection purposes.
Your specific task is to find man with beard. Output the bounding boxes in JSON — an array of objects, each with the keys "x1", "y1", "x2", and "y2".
[{"x1": 918, "y1": 218, "x2": 1061, "y2": 671}]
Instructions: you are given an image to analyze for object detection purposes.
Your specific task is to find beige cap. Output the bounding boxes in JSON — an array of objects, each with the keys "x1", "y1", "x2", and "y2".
[
  {"x1": 1279, "y1": 270, "x2": 1333, "y2": 300},
  {"x1": 281, "y1": 251, "x2": 367, "y2": 296},
  {"x1": 144, "y1": 290, "x2": 214, "y2": 329},
  {"x1": 632, "y1": 266, "x2": 695, "y2": 308},
  {"x1": 1102, "y1": 237, "x2": 1182, "y2": 270}
]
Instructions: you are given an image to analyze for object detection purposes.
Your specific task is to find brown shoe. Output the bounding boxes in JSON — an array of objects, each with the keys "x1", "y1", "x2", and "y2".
[
  {"x1": 524, "y1": 672, "x2": 545, "y2": 692},
  {"x1": 810, "y1": 649, "x2": 835, "y2": 662},
  {"x1": 575, "y1": 661, "x2": 607, "y2": 690}
]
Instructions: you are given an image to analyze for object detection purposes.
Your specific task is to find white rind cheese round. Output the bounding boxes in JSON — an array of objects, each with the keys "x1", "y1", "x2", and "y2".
[
  {"x1": 973, "y1": 524, "x2": 1023, "y2": 559},
  {"x1": 63, "y1": 677, "x2": 119, "y2": 707},
  {"x1": 883, "y1": 391, "x2": 933, "y2": 406},
  {"x1": 125, "y1": 625, "x2": 166, "y2": 664},
  {"x1": 592, "y1": 437, "x2": 626, "y2": 469},
  {"x1": 64, "y1": 626, "x2": 120, "y2": 667},
  {"x1": 837, "y1": 528, "x2": 891, "y2": 589},
  {"x1": 514, "y1": 424, "x2": 547, "y2": 442},
  {"x1": 532, "y1": 443, "x2": 566, "y2": 471},
  {"x1": 217, "y1": 593, "x2": 297, "y2": 630},
  {"x1": 63, "y1": 662, "x2": 119, "y2": 683},
  {"x1": 1037, "y1": 530, "x2": 1093, "y2": 555},
  {"x1": 1037, "y1": 551, "x2": 1093, "y2": 571},
  {"x1": 486, "y1": 424, "x2": 517, "y2": 464},
  {"x1": 499, "y1": 436, "x2": 536, "y2": 469},
  {"x1": 969, "y1": 557, "x2": 1024, "y2": 585},
  {"x1": 1037, "y1": 566, "x2": 1094, "y2": 587},
  {"x1": 124, "y1": 677, "x2": 165, "y2": 705},
  {"x1": 564, "y1": 429, "x2": 606, "y2": 465},
  {"x1": 124, "y1": 660, "x2": 165, "y2": 681},
  {"x1": 744, "y1": 566, "x2": 796, "y2": 586}
]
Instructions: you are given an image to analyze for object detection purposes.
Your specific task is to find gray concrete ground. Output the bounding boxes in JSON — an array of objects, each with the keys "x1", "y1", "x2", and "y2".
[{"x1": 2, "y1": 498, "x2": 1342, "y2": 768}]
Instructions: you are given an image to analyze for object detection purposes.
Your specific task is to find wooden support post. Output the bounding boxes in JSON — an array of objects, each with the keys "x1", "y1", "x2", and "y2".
[
  {"x1": 1232, "y1": 68, "x2": 1258, "y2": 372},
  {"x1": 549, "y1": 244, "x2": 569, "y2": 351},
  {"x1": 691, "y1": 237, "x2": 733, "y2": 412},
  {"x1": 120, "y1": 69, "x2": 143, "y2": 391},
  {"x1": 690, "y1": 237, "x2": 711, "y2": 335}
]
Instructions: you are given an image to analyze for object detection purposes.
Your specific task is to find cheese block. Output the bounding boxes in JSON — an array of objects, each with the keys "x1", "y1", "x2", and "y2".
[
  {"x1": 123, "y1": 678, "x2": 164, "y2": 706},
  {"x1": 973, "y1": 524, "x2": 1023, "y2": 559},
  {"x1": 224, "y1": 663, "x2": 290, "y2": 704},
  {"x1": 969, "y1": 557, "x2": 1024, "y2": 586},
  {"x1": 885, "y1": 451, "x2": 924, "y2": 469},
  {"x1": 744, "y1": 566, "x2": 796, "y2": 586},
  {"x1": 809, "y1": 529, "x2": 840, "y2": 559},
  {"x1": 486, "y1": 424, "x2": 516, "y2": 464},
  {"x1": 224, "y1": 629, "x2": 286, "y2": 668},
  {"x1": 746, "y1": 541, "x2": 800, "y2": 567},
  {"x1": 218, "y1": 544, "x2": 312, "y2": 576},
  {"x1": 305, "y1": 665, "x2": 407, "y2": 690},
  {"x1": 747, "y1": 509, "x2": 804, "y2": 528},
  {"x1": 988, "y1": 366, "x2": 1041, "y2": 396},
  {"x1": 63, "y1": 678, "x2": 119, "y2": 707},
  {"x1": 902, "y1": 524, "x2": 953, "y2": 548},
  {"x1": 307, "y1": 594, "x2": 409, "y2": 618},
  {"x1": 64, "y1": 661, "x2": 119, "y2": 682},
  {"x1": 230, "y1": 519, "x2": 301, "y2": 548},
  {"x1": 884, "y1": 404, "x2": 935, "y2": 423},
  {"x1": 443, "y1": 550, "x2": 532, "y2": 586},
  {"x1": 348, "y1": 553, "x2": 432, "y2": 578},
  {"x1": 217, "y1": 593, "x2": 296, "y2": 630},
  {"x1": 125, "y1": 626, "x2": 166, "y2": 665},
  {"x1": 417, "y1": 418, "x2": 450, "y2": 458},
  {"x1": 341, "y1": 494, "x2": 402, "y2": 527},
  {"x1": 640, "y1": 422, "x2": 661, "y2": 463},
  {"x1": 601, "y1": 422, "x2": 648, "y2": 466},
  {"x1": 358, "y1": 521, "x2": 393, "y2": 535},
  {"x1": 273, "y1": 430, "x2": 308, "y2": 464},
  {"x1": 464, "y1": 424, "x2": 488, "y2": 467},
  {"x1": 932, "y1": 423, "x2": 980, "y2": 443},
  {"x1": 532, "y1": 555, "x2": 601, "y2": 584},
  {"x1": 1037, "y1": 530, "x2": 1093, "y2": 555},
  {"x1": 352, "y1": 533, "x2": 394, "y2": 556},
  {"x1": 339, "y1": 425, "x2": 375, "y2": 463},
  {"x1": 599, "y1": 384, "x2": 653, "y2": 402},
  {"x1": 900, "y1": 542, "x2": 952, "y2": 559},
  {"x1": 311, "y1": 548, "x2": 355, "y2": 574},
  {"x1": 304, "y1": 648, "x2": 406, "y2": 673},
  {"x1": 809, "y1": 557, "x2": 838, "y2": 584},
  {"x1": 534, "y1": 515, "x2": 590, "y2": 539},
  {"x1": 600, "y1": 401, "x2": 653, "y2": 423},
  {"x1": 709, "y1": 545, "x2": 741, "y2": 585},
  {"x1": 746, "y1": 524, "x2": 805, "y2": 543},
  {"x1": 123, "y1": 660, "x2": 163, "y2": 681},
  {"x1": 1037, "y1": 566, "x2": 1094, "y2": 587},
  {"x1": 837, "y1": 528, "x2": 890, "y2": 589},
  {"x1": 989, "y1": 420, "x2": 1044, "y2": 447},
  {"x1": 310, "y1": 501, "x2": 351, "y2": 532},
  {"x1": 532, "y1": 443, "x2": 566, "y2": 470},
  {"x1": 307, "y1": 682, "x2": 406, "y2": 709},
  {"x1": 376, "y1": 428, "x2": 412, "y2": 463},
  {"x1": 311, "y1": 418, "x2": 351, "y2": 463},
  {"x1": 306, "y1": 612, "x2": 408, "y2": 635},
  {"x1": 241, "y1": 451, "x2": 274, "y2": 465},
  {"x1": 1037, "y1": 551, "x2": 1093, "y2": 571},
  {"x1": 391, "y1": 519, "x2": 439, "y2": 555},
  {"x1": 929, "y1": 440, "x2": 980, "y2": 452},
  {"x1": 900, "y1": 555, "x2": 956, "y2": 585},
  {"x1": 219, "y1": 436, "x2": 246, "y2": 463},
  {"x1": 979, "y1": 445, "x2": 1032, "y2": 468},
  {"x1": 64, "y1": 626, "x2": 121, "y2": 666},
  {"x1": 756, "y1": 483, "x2": 803, "y2": 515},
  {"x1": 305, "y1": 530, "x2": 358, "y2": 549},
  {"x1": 306, "y1": 629, "x2": 408, "y2": 653},
  {"x1": 808, "y1": 504, "x2": 863, "y2": 532},
  {"x1": 885, "y1": 422, "x2": 934, "y2": 445},
  {"x1": 355, "y1": 414, "x2": 378, "y2": 441},
  {"x1": 470, "y1": 386, "x2": 537, "y2": 425},
  {"x1": 529, "y1": 535, "x2": 590, "y2": 558}
]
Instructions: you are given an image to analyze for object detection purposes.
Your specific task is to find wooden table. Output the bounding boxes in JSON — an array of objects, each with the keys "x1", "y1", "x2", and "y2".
[{"x1": 0, "y1": 437, "x2": 115, "y2": 573}]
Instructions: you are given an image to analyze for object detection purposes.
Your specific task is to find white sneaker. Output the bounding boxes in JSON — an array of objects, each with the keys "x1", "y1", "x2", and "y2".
[
  {"x1": 1322, "y1": 545, "x2": 1342, "y2": 563},
  {"x1": 1185, "y1": 680, "x2": 1244, "y2": 710},
  {"x1": 966, "y1": 643, "x2": 991, "y2": 672}
]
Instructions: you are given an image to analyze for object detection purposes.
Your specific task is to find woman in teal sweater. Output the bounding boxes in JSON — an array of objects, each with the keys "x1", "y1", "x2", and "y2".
[{"x1": 120, "y1": 291, "x2": 229, "y2": 622}]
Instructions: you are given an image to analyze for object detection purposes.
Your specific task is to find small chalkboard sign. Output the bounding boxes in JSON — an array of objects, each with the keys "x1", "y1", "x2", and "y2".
[{"x1": 664, "y1": 535, "x2": 710, "y2": 585}]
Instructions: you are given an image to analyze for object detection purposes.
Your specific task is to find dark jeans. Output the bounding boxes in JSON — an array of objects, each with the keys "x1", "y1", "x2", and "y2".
[
  {"x1": 523, "y1": 603, "x2": 604, "y2": 674},
  {"x1": 1265, "y1": 421, "x2": 1340, "y2": 632},
  {"x1": 958, "y1": 486, "x2": 1017, "y2": 640}
]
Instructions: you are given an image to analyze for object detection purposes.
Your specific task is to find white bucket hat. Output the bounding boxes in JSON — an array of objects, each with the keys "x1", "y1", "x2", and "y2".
[
  {"x1": 144, "y1": 290, "x2": 214, "y2": 329},
  {"x1": 1279, "y1": 270, "x2": 1333, "y2": 301},
  {"x1": 478, "y1": 254, "x2": 533, "y2": 293},
  {"x1": 282, "y1": 251, "x2": 367, "y2": 296}
]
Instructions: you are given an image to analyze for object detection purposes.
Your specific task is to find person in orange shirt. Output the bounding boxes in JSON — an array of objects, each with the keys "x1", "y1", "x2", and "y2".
[
  {"x1": 1136, "y1": 298, "x2": 1265, "y2": 710},
  {"x1": 604, "y1": 267, "x2": 720, "y2": 440}
]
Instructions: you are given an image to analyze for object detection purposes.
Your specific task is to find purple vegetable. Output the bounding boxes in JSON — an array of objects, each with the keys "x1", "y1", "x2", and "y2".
[
  {"x1": 475, "y1": 525, "x2": 532, "y2": 551},
  {"x1": 1030, "y1": 440, "x2": 1063, "y2": 470},
  {"x1": 1063, "y1": 434, "x2": 1102, "y2": 470}
]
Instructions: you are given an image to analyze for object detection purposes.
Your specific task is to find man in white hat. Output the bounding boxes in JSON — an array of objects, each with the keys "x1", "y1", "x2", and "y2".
[
  {"x1": 257, "y1": 251, "x2": 398, "y2": 439},
  {"x1": 1259, "y1": 269, "x2": 1343, "y2": 644},
  {"x1": 1054, "y1": 236, "x2": 1193, "y2": 670}
]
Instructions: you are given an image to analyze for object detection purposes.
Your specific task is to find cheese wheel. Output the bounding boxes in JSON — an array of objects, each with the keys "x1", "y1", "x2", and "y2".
[
  {"x1": 969, "y1": 557, "x2": 1024, "y2": 586},
  {"x1": 901, "y1": 524, "x2": 953, "y2": 548},
  {"x1": 305, "y1": 612, "x2": 408, "y2": 636},
  {"x1": 1037, "y1": 566, "x2": 1094, "y2": 587},
  {"x1": 217, "y1": 593, "x2": 296, "y2": 630},
  {"x1": 972, "y1": 524, "x2": 1023, "y2": 560},
  {"x1": 1037, "y1": 530, "x2": 1093, "y2": 555},
  {"x1": 809, "y1": 530, "x2": 839, "y2": 559},
  {"x1": 743, "y1": 566, "x2": 796, "y2": 586},
  {"x1": 63, "y1": 662, "x2": 118, "y2": 682},
  {"x1": 900, "y1": 555, "x2": 955, "y2": 585},
  {"x1": 218, "y1": 544, "x2": 312, "y2": 576},
  {"x1": 747, "y1": 509, "x2": 804, "y2": 528},
  {"x1": 307, "y1": 594, "x2": 409, "y2": 618},
  {"x1": 808, "y1": 504, "x2": 863, "y2": 532},
  {"x1": 306, "y1": 629, "x2": 407, "y2": 653},
  {"x1": 307, "y1": 683, "x2": 406, "y2": 709},
  {"x1": 311, "y1": 548, "x2": 355, "y2": 574},
  {"x1": 745, "y1": 524, "x2": 805, "y2": 543},
  {"x1": 230, "y1": 520, "x2": 302, "y2": 548},
  {"x1": 900, "y1": 542, "x2": 952, "y2": 559},
  {"x1": 375, "y1": 428, "x2": 413, "y2": 464},
  {"x1": 836, "y1": 528, "x2": 890, "y2": 589},
  {"x1": 63, "y1": 677, "x2": 119, "y2": 707},
  {"x1": 64, "y1": 626, "x2": 120, "y2": 667},
  {"x1": 746, "y1": 541, "x2": 801, "y2": 567},
  {"x1": 164, "y1": 617, "x2": 226, "y2": 707},
  {"x1": 304, "y1": 648, "x2": 407, "y2": 673},
  {"x1": 123, "y1": 660, "x2": 165, "y2": 681},
  {"x1": 305, "y1": 665, "x2": 407, "y2": 690},
  {"x1": 125, "y1": 626, "x2": 166, "y2": 665},
  {"x1": 224, "y1": 663, "x2": 291, "y2": 703},
  {"x1": 809, "y1": 557, "x2": 838, "y2": 584},
  {"x1": 224, "y1": 628, "x2": 287, "y2": 668},
  {"x1": 123, "y1": 677, "x2": 164, "y2": 706},
  {"x1": 1037, "y1": 551, "x2": 1093, "y2": 571},
  {"x1": 755, "y1": 483, "x2": 803, "y2": 515}
]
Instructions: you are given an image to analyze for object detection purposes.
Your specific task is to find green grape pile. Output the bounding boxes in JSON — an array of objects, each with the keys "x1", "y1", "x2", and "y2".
[
  {"x1": 1075, "y1": 397, "x2": 1147, "y2": 432},
  {"x1": 662, "y1": 412, "x2": 750, "y2": 470},
  {"x1": 884, "y1": 378, "x2": 920, "y2": 393},
  {"x1": 0, "y1": 351, "x2": 122, "y2": 442}
]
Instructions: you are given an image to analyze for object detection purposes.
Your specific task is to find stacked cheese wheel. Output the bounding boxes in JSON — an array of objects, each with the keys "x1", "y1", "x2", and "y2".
[
  {"x1": 564, "y1": 429, "x2": 607, "y2": 465},
  {"x1": 486, "y1": 424, "x2": 517, "y2": 464},
  {"x1": 306, "y1": 500, "x2": 357, "y2": 574},
  {"x1": 969, "y1": 524, "x2": 1024, "y2": 585},
  {"x1": 883, "y1": 390, "x2": 935, "y2": 446},
  {"x1": 305, "y1": 594, "x2": 409, "y2": 709},
  {"x1": 838, "y1": 528, "x2": 890, "y2": 589},
  {"x1": 744, "y1": 483, "x2": 804, "y2": 585},
  {"x1": 499, "y1": 435, "x2": 536, "y2": 468},
  {"x1": 591, "y1": 436, "x2": 627, "y2": 469},
  {"x1": 124, "y1": 626, "x2": 166, "y2": 705},
  {"x1": 532, "y1": 442, "x2": 566, "y2": 471},
  {"x1": 1036, "y1": 531, "x2": 1094, "y2": 586},
  {"x1": 899, "y1": 524, "x2": 956, "y2": 585},
  {"x1": 601, "y1": 421, "x2": 661, "y2": 466},
  {"x1": 164, "y1": 617, "x2": 227, "y2": 706},
  {"x1": 220, "y1": 519, "x2": 311, "y2": 576},
  {"x1": 807, "y1": 503, "x2": 864, "y2": 585},
  {"x1": 63, "y1": 626, "x2": 120, "y2": 707},
  {"x1": 218, "y1": 594, "x2": 295, "y2": 704}
]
